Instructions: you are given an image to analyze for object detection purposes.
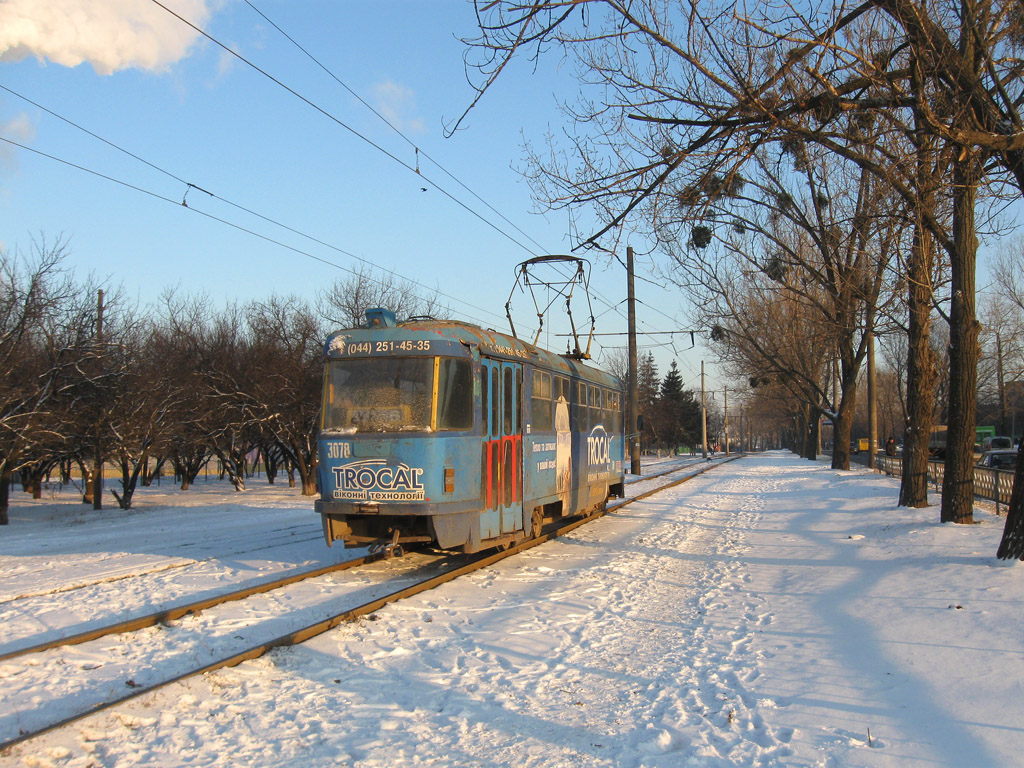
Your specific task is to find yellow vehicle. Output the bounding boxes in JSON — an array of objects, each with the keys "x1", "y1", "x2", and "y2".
[{"x1": 859, "y1": 438, "x2": 870, "y2": 453}]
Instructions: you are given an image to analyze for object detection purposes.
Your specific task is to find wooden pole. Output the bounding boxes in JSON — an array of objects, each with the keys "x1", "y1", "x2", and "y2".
[{"x1": 626, "y1": 247, "x2": 641, "y2": 475}]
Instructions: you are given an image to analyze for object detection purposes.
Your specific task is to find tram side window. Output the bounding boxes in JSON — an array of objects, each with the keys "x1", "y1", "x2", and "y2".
[
  {"x1": 532, "y1": 370, "x2": 553, "y2": 432},
  {"x1": 481, "y1": 366, "x2": 489, "y2": 432},
  {"x1": 517, "y1": 367, "x2": 523, "y2": 433},
  {"x1": 491, "y1": 368, "x2": 500, "y2": 436},
  {"x1": 577, "y1": 382, "x2": 588, "y2": 431},
  {"x1": 556, "y1": 376, "x2": 571, "y2": 403},
  {"x1": 554, "y1": 376, "x2": 570, "y2": 432},
  {"x1": 503, "y1": 367, "x2": 514, "y2": 435},
  {"x1": 436, "y1": 358, "x2": 473, "y2": 430},
  {"x1": 605, "y1": 390, "x2": 622, "y2": 433},
  {"x1": 589, "y1": 385, "x2": 601, "y2": 428}
]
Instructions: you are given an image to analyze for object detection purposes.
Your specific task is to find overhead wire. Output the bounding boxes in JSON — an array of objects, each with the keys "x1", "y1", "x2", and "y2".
[
  {"x1": 155, "y1": 0, "x2": 684, "y2": 356},
  {"x1": 149, "y1": 0, "x2": 541, "y2": 258},
  {"x1": 0, "y1": 134, "x2": 541, "y2": 335},
  {"x1": 0, "y1": 83, "x2": 516, "y2": 329},
  {"x1": 241, "y1": 0, "x2": 550, "y2": 257},
  {"x1": 8, "y1": 3, "x2": 694, "y2": 361}
]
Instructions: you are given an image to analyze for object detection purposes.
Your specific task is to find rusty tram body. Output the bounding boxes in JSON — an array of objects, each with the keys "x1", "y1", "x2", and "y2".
[{"x1": 315, "y1": 309, "x2": 625, "y2": 554}]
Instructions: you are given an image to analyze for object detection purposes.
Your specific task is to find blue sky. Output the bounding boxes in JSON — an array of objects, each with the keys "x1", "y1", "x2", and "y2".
[{"x1": 0, "y1": 0, "x2": 720, "y2": 394}]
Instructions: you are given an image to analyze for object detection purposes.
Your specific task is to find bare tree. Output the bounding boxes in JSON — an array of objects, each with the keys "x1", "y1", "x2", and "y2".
[
  {"x1": 459, "y1": 0, "x2": 1023, "y2": 524},
  {"x1": 103, "y1": 313, "x2": 184, "y2": 510},
  {"x1": 318, "y1": 264, "x2": 446, "y2": 329},
  {"x1": 155, "y1": 290, "x2": 214, "y2": 490},
  {"x1": 707, "y1": 267, "x2": 834, "y2": 459},
  {"x1": 978, "y1": 293, "x2": 1024, "y2": 434},
  {"x1": 666, "y1": 132, "x2": 900, "y2": 468},
  {"x1": 990, "y1": 239, "x2": 1024, "y2": 559},
  {"x1": 0, "y1": 238, "x2": 80, "y2": 524},
  {"x1": 246, "y1": 295, "x2": 324, "y2": 496}
]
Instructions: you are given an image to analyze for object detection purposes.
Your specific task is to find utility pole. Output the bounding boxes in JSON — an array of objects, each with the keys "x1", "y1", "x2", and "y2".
[
  {"x1": 701, "y1": 361, "x2": 708, "y2": 459},
  {"x1": 833, "y1": 352, "x2": 840, "y2": 455},
  {"x1": 868, "y1": 323, "x2": 877, "y2": 469},
  {"x1": 724, "y1": 386, "x2": 729, "y2": 456},
  {"x1": 93, "y1": 288, "x2": 104, "y2": 511},
  {"x1": 626, "y1": 246, "x2": 641, "y2": 475}
]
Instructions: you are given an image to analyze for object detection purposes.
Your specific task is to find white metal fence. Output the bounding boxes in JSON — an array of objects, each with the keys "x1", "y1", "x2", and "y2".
[{"x1": 873, "y1": 454, "x2": 1015, "y2": 513}]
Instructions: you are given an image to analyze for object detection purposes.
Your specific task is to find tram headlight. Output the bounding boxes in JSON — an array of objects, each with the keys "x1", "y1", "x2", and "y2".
[{"x1": 444, "y1": 467, "x2": 454, "y2": 494}]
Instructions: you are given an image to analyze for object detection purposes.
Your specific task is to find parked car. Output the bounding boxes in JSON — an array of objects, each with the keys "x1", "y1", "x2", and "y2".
[
  {"x1": 981, "y1": 436, "x2": 1014, "y2": 453},
  {"x1": 976, "y1": 449, "x2": 1018, "y2": 470}
]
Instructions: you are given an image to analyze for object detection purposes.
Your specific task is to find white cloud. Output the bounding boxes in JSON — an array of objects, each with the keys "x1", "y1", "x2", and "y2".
[
  {"x1": 0, "y1": 113, "x2": 36, "y2": 201},
  {"x1": 373, "y1": 80, "x2": 426, "y2": 135},
  {"x1": 216, "y1": 45, "x2": 238, "y2": 81},
  {"x1": 0, "y1": 112, "x2": 35, "y2": 163},
  {"x1": 0, "y1": 0, "x2": 215, "y2": 75},
  {"x1": 1, "y1": 113, "x2": 35, "y2": 143}
]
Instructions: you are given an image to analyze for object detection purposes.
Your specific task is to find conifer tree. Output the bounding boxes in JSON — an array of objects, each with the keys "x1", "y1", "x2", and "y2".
[
  {"x1": 637, "y1": 352, "x2": 659, "y2": 450},
  {"x1": 656, "y1": 361, "x2": 703, "y2": 453}
]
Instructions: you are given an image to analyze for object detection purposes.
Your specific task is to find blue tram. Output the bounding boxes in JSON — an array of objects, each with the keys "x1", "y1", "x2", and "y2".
[{"x1": 315, "y1": 308, "x2": 625, "y2": 554}]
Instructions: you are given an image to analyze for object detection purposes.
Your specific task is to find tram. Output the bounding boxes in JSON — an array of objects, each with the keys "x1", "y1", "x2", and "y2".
[{"x1": 315, "y1": 308, "x2": 625, "y2": 554}]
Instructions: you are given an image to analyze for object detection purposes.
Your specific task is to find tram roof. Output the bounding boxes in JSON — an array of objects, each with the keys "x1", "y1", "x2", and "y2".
[{"x1": 323, "y1": 316, "x2": 621, "y2": 389}]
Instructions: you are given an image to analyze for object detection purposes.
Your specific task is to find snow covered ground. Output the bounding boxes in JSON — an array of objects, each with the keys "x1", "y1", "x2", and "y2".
[{"x1": 1, "y1": 452, "x2": 1021, "y2": 767}]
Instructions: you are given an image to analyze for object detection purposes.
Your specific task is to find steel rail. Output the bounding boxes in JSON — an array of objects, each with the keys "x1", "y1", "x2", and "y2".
[
  {"x1": 0, "y1": 454, "x2": 742, "y2": 752},
  {"x1": 0, "y1": 528, "x2": 327, "y2": 606},
  {"x1": 0, "y1": 552, "x2": 381, "y2": 663},
  {"x1": 1, "y1": 458, "x2": 706, "y2": 664}
]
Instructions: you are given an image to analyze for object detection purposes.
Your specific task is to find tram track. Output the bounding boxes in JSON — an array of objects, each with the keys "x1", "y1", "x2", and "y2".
[
  {"x1": 0, "y1": 526, "x2": 326, "y2": 604},
  {"x1": 0, "y1": 454, "x2": 741, "y2": 752},
  {"x1": 0, "y1": 552, "x2": 378, "y2": 663},
  {"x1": 0, "y1": 457, "x2": 711, "y2": 663}
]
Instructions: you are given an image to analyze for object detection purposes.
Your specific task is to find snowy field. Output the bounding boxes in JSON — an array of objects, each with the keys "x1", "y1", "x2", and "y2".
[{"x1": 0, "y1": 452, "x2": 1021, "y2": 767}]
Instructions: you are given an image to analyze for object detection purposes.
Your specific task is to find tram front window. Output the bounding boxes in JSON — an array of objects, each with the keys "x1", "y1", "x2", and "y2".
[{"x1": 324, "y1": 357, "x2": 432, "y2": 432}]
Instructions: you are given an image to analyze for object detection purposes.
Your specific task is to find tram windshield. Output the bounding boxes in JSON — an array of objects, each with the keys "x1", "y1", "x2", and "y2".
[{"x1": 322, "y1": 357, "x2": 472, "y2": 433}]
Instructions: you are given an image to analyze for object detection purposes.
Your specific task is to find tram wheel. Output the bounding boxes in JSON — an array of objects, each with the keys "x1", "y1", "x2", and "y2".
[{"x1": 531, "y1": 508, "x2": 544, "y2": 539}]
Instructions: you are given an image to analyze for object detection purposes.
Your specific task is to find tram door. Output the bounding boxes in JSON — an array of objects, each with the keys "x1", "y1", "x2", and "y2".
[{"x1": 481, "y1": 358, "x2": 523, "y2": 536}]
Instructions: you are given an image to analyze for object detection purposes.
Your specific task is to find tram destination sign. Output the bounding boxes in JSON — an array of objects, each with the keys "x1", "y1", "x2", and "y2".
[{"x1": 329, "y1": 336, "x2": 458, "y2": 357}]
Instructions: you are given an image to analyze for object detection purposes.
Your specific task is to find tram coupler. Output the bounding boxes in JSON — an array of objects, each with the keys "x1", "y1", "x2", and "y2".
[{"x1": 369, "y1": 528, "x2": 405, "y2": 559}]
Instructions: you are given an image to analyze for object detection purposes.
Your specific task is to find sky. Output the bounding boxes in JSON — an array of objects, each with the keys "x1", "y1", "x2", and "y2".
[
  {"x1": 0, "y1": 0, "x2": 720, "y2": 394},
  {"x1": 1, "y1": 452, "x2": 1021, "y2": 766}
]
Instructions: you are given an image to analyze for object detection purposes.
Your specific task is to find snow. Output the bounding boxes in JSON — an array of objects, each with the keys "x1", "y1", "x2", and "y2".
[{"x1": 1, "y1": 452, "x2": 1021, "y2": 767}]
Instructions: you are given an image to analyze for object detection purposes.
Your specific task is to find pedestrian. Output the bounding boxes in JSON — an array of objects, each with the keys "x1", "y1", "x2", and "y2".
[{"x1": 885, "y1": 436, "x2": 896, "y2": 456}]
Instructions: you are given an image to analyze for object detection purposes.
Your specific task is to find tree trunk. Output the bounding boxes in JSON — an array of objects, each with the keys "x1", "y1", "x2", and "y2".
[
  {"x1": 0, "y1": 472, "x2": 9, "y2": 525},
  {"x1": 900, "y1": 217, "x2": 937, "y2": 507},
  {"x1": 997, "y1": 442, "x2": 1024, "y2": 559},
  {"x1": 213, "y1": 447, "x2": 246, "y2": 491},
  {"x1": 805, "y1": 411, "x2": 820, "y2": 461},
  {"x1": 996, "y1": 332, "x2": 1008, "y2": 435},
  {"x1": 901, "y1": 76, "x2": 940, "y2": 508},
  {"x1": 80, "y1": 465, "x2": 94, "y2": 505},
  {"x1": 940, "y1": 148, "x2": 981, "y2": 524},
  {"x1": 111, "y1": 449, "x2": 149, "y2": 510},
  {"x1": 832, "y1": 374, "x2": 858, "y2": 471},
  {"x1": 265, "y1": 445, "x2": 280, "y2": 485}
]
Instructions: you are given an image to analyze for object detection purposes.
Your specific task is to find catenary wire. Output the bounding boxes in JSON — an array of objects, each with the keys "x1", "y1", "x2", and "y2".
[
  {"x1": 149, "y1": 0, "x2": 540, "y2": 258},
  {"x1": 0, "y1": 85, "x2": 510, "y2": 329},
  {"x1": 7, "y1": 8, "x2": 688, "y2": 359},
  {"x1": 0, "y1": 135, "x2": 542, "y2": 336},
  {"x1": 152, "y1": 0, "x2": 683, "y2": 355},
  {"x1": 241, "y1": 0, "x2": 550, "y2": 257}
]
